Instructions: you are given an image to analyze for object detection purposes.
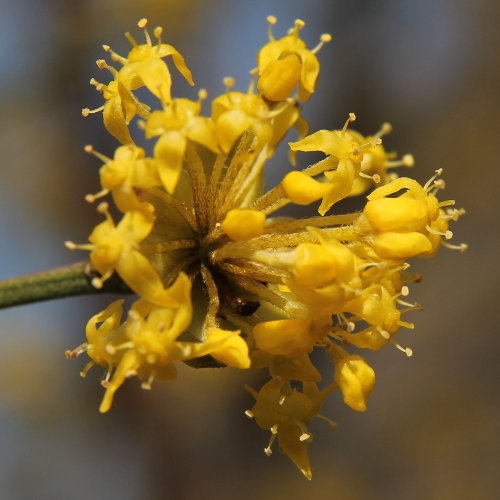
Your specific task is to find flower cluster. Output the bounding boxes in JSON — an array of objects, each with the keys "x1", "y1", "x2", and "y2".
[{"x1": 66, "y1": 17, "x2": 466, "y2": 479}]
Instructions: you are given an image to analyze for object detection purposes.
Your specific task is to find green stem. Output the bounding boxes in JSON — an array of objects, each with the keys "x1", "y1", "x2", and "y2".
[{"x1": 0, "y1": 261, "x2": 132, "y2": 309}]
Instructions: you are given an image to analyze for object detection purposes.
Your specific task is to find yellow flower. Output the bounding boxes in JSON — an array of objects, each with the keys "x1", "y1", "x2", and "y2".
[
  {"x1": 146, "y1": 93, "x2": 219, "y2": 193},
  {"x1": 67, "y1": 17, "x2": 466, "y2": 479},
  {"x1": 257, "y1": 17, "x2": 331, "y2": 102},
  {"x1": 246, "y1": 378, "x2": 335, "y2": 480},
  {"x1": 211, "y1": 80, "x2": 274, "y2": 153},
  {"x1": 85, "y1": 144, "x2": 161, "y2": 211}
]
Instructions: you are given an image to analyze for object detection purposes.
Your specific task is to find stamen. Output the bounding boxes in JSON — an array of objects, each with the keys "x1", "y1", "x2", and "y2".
[
  {"x1": 141, "y1": 375, "x2": 154, "y2": 390},
  {"x1": 84, "y1": 144, "x2": 112, "y2": 163},
  {"x1": 426, "y1": 224, "x2": 453, "y2": 239},
  {"x1": 424, "y1": 168, "x2": 443, "y2": 191},
  {"x1": 125, "y1": 32, "x2": 138, "y2": 48},
  {"x1": 379, "y1": 328, "x2": 390, "y2": 340},
  {"x1": 85, "y1": 189, "x2": 110, "y2": 204},
  {"x1": 299, "y1": 432, "x2": 311, "y2": 442},
  {"x1": 397, "y1": 320, "x2": 415, "y2": 330},
  {"x1": 442, "y1": 241, "x2": 468, "y2": 252},
  {"x1": 358, "y1": 172, "x2": 381, "y2": 183},
  {"x1": 266, "y1": 15, "x2": 277, "y2": 41},
  {"x1": 294, "y1": 19, "x2": 306, "y2": 31},
  {"x1": 264, "y1": 431, "x2": 277, "y2": 456},
  {"x1": 315, "y1": 413, "x2": 338, "y2": 430},
  {"x1": 80, "y1": 360, "x2": 95, "y2": 377},
  {"x1": 438, "y1": 199, "x2": 455, "y2": 208},
  {"x1": 311, "y1": 33, "x2": 332, "y2": 54},
  {"x1": 223, "y1": 76, "x2": 235, "y2": 104},
  {"x1": 137, "y1": 18, "x2": 151, "y2": 46},
  {"x1": 445, "y1": 208, "x2": 465, "y2": 220},
  {"x1": 391, "y1": 339, "x2": 413, "y2": 357},
  {"x1": 342, "y1": 112, "x2": 356, "y2": 133},
  {"x1": 103, "y1": 45, "x2": 127, "y2": 64},
  {"x1": 198, "y1": 88, "x2": 208, "y2": 102},
  {"x1": 153, "y1": 26, "x2": 163, "y2": 52},
  {"x1": 247, "y1": 68, "x2": 259, "y2": 94},
  {"x1": 374, "y1": 122, "x2": 392, "y2": 138},
  {"x1": 82, "y1": 106, "x2": 104, "y2": 116},
  {"x1": 91, "y1": 277, "x2": 104, "y2": 289}
]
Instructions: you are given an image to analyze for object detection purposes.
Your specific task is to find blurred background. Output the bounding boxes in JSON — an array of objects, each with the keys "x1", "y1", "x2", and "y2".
[{"x1": 0, "y1": 0, "x2": 498, "y2": 499}]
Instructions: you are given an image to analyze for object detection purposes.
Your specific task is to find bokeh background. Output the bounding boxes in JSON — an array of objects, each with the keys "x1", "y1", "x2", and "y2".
[{"x1": 0, "y1": 1, "x2": 498, "y2": 499}]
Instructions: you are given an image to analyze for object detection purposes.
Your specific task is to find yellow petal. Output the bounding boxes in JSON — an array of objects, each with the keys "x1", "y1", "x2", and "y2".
[
  {"x1": 205, "y1": 329, "x2": 251, "y2": 369},
  {"x1": 257, "y1": 54, "x2": 302, "y2": 102},
  {"x1": 215, "y1": 109, "x2": 253, "y2": 153},
  {"x1": 153, "y1": 131, "x2": 187, "y2": 194},
  {"x1": 221, "y1": 209, "x2": 265, "y2": 241},
  {"x1": 116, "y1": 249, "x2": 178, "y2": 308},
  {"x1": 184, "y1": 116, "x2": 219, "y2": 153},
  {"x1": 373, "y1": 232, "x2": 432, "y2": 260},
  {"x1": 99, "y1": 349, "x2": 139, "y2": 413},
  {"x1": 282, "y1": 171, "x2": 330, "y2": 205},
  {"x1": 103, "y1": 97, "x2": 134, "y2": 145},
  {"x1": 365, "y1": 197, "x2": 429, "y2": 232},
  {"x1": 253, "y1": 318, "x2": 313, "y2": 357},
  {"x1": 334, "y1": 354, "x2": 375, "y2": 412},
  {"x1": 293, "y1": 243, "x2": 337, "y2": 288}
]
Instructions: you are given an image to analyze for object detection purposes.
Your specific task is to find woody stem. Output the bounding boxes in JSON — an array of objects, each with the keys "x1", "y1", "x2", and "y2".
[{"x1": 0, "y1": 261, "x2": 132, "y2": 309}]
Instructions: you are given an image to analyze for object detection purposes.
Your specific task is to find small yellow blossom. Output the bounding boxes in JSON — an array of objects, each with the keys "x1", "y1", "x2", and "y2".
[
  {"x1": 246, "y1": 378, "x2": 335, "y2": 480},
  {"x1": 330, "y1": 345, "x2": 375, "y2": 412},
  {"x1": 257, "y1": 17, "x2": 331, "y2": 102},
  {"x1": 68, "y1": 17, "x2": 466, "y2": 479}
]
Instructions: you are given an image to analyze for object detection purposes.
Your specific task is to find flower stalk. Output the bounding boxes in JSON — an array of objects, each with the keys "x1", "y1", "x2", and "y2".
[{"x1": 0, "y1": 261, "x2": 132, "y2": 309}]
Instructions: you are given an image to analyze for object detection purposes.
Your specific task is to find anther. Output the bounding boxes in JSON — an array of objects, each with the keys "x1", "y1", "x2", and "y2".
[
  {"x1": 392, "y1": 339, "x2": 413, "y2": 356},
  {"x1": 401, "y1": 285, "x2": 409, "y2": 296},
  {"x1": 381, "y1": 122, "x2": 392, "y2": 135},
  {"x1": 153, "y1": 26, "x2": 163, "y2": 39},
  {"x1": 312, "y1": 33, "x2": 333, "y2": 54},
  {"x1": 91, "y1": 277, "x2": 104, "y2": 289},
  {"x1": 380, "y1": 330, "x2": 390, "y2": 340},
  {"x1": 64, "y1": 241, "x2": 77, "y2": 250},
  {"x1": 96, "y1": 59, "x2": 107, "y2": 69},
  {"x1": 267, "y1": 15, "x2": 277, "y2": 24},
  {"x1": 138, "y1": 18, "x2": 148, "y2": 29},
  {"x1": 434, "y1": 179, "x2": 446, "y2": 190},
  {"x1": 244, "y1": 410, "x2": 254, "y2": 418},
  {"x1": 299, "y1": 432, "x2": 311, "y2": 442},
  {"x1": 97, "y1": 202, "x2": 109, "y2": 214},
  {"x1": 443, "y1": 242, "x2": 468, "y2": 252},
  {"x1": 198, "y1": 88, "x2": 208, "y2": 101},
  {"x1": 105, "y1": 344, "x2": 116, "y2": 355},
  {"x1": 223, "y1": 76, "x2": 235, "y2": 91},
  {"x1": 402, "y1": 154, "x2": 414, "y2": 167}
]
